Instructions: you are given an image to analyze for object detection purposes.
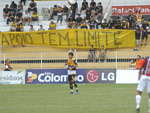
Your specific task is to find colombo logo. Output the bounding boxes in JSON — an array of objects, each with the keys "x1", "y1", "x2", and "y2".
[
  {"x1": 27, "y1": 72, "x2": 37, "y2": 83},
  {"x1": 86, "y1": 70, "x2": 99, "y2": 83}
]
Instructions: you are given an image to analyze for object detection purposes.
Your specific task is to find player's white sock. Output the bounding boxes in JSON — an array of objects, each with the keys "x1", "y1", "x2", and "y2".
[
  {"x1": 136, "y1": 95, "x2": 141, "y2": 109},
  {"x1": 70, "y1": 90, "x2": 73, "y2": 92},
  {"x1": 76, "y1": 88, "x2": 78, "y2": 90}
]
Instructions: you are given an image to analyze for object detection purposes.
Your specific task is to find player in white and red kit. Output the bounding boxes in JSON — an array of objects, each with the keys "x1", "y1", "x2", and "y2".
[{"x1": 136, "y1": 56, "x2": 150, "y2": 113}]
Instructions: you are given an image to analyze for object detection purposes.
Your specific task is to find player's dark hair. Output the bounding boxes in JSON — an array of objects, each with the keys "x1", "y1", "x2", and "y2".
[{"x1": 69, "y1": 52, "x2": 73, "y2": 56}]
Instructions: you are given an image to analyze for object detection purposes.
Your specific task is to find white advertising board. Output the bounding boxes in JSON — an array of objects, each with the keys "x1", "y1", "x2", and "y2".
[
  {"x1": 0, "y1": 71, "x2": 25, "y2": 84},
  {"x1": 116, "y1": 70, "x2": 139, "y2": 84}
]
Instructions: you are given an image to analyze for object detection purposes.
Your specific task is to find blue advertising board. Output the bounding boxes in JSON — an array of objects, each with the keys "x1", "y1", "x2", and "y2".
[
  {"x1": 26, "y1": 69, "x2": 86, "y2": 84},
  {"x1": 25, "y1": 69, "x2": 116, "y2": 84}
]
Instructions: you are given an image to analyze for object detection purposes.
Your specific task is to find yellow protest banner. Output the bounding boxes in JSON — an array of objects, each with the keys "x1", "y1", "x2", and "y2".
[{"x1": 0, "y1": 29, "x2": 136, "y2": 49}]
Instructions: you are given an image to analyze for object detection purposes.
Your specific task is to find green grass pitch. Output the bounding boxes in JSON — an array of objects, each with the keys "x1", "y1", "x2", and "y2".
[{"x1": 0, "y1": 84, "x2": 149, "y2": 113}]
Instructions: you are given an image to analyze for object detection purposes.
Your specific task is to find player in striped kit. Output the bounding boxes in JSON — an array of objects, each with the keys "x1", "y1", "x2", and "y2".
[
  {"x1": 65, "y1": 52, "x2": 79, "y2": 94},
  {"x1": 136, "y1": 56, "x2": 150, "y2": 113}
]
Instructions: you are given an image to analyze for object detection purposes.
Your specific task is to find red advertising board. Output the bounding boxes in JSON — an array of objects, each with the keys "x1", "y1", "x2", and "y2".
[{"x1": 112, "y1": 5, "x2": 150, "y2": 15}]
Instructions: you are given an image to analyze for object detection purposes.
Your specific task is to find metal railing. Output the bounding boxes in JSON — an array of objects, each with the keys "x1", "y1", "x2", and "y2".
[{"x1": 1, "y1": 50, "x2": 149, "y2": 70}]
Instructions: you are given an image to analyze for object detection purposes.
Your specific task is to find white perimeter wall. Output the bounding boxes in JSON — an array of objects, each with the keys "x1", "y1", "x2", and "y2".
[{"x1": 116, "y1": 70, "x2": 139, "y2": 84}]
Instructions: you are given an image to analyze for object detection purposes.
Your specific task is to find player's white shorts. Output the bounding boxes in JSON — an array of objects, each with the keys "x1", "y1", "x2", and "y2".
[
  {"x1": 137, "y1": 75, "x2": 150, "y2": 93},
  {"x1": 67, "y1": 70, "x2": 76, "y2": 75}
]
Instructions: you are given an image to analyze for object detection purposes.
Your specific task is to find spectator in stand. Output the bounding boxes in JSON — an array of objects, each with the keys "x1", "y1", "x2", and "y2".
[
  {"x1": 9, "y1": 20, "x2": 17, "y2": 32},
  {"x1": 16, "y1": 21, "x2": 24, "y2": 32},
  {"x1": 57, "y1": 6, "x2": 63, "y2": 24},
  {"x1": 99, "y1": 45, "x2": 107, "y2": 62},
  {"x1": 3, "y1": 4, "x2": 10, "y2": 19},
  {"x1": 31, "y1": 11, "x2": 39, "y2": 25},
  {"x1": 17, "y1": 1, "x2": 23, "y2": 12},
  {"x1": 89, "y1": 4, "x2": 95, "y2": 17},
  {"x1": 29, "y1": 25, "x2": 35, "y2": 32},
  {"x1": 148, "y1": 19, "x2": 150, "y2": 25},
  {"x1": 90, "y1": 0, "x2": 96, "y2": 8},
  {"x1": 122, "y1": 21, "x2": 129, "y2": 29},
  {"x1": 115, "y1": 17, "x2": 122, "y2": 29},
  {"x1": 72, "y1": 21, "x2": 77, "y2": 29},
  {"x1": 63, "y1": 5, "x2": 69, "y2": 21},
  {"x1": 38, "y1": 25, "x2": 45, "y2": 31},
  {"x1": 80, "y1": 0, "x2": 88, "y2": 13},
  {"x1": 101, "y1": 19, "x2": 109, "y2": 29},
  {"x1": 76, "y1": 14, "x2": 82, "y2": 26},
  {"x1": 48, "y1": 20, "x2": 56, "y2": 30},
  {"x1": 136, "y1": 11, "x2": 142, "y2": 25},
  {"x1": 51, "y1": 5, "x2": 58, "y2": 20},
  {"x1": 96, "y1": 12, "x2": 103, "y2": 29},
  {"x1": 96, "y1": 2, "x2": 103, "y2": 14},
  {"x1": 88, "y1": 16, "x2": 96, "y2": 29},
  {"x1": 129, "y1": 59, "x2": 136, "y2": 70},
  {"x1": 85, "y1": 7, "x2": 91, "y2": 20},
  {"x1": 23, "y1": 10, "x2": 30, "y2": 25},
  {"x1": 16, "y1": 10, "x2": 23, "y2": 23},
  {"x1": 67, "y1": 15, "x2": 75, "y2": 28},
  {"x1": 81, "y1": 21, "x2": 88, "y2": 29},
  {"x1": 134, "y1": 25, "x2": 141, "y2": 51},
  {"x1": 141, "y1": 19, "x2": 149, "y2": 46},
  {"x1": 21, "y1": 0, "x2": 26, "y2": 6},
  {"x1": 6, "y1": 11, "x2": 15, "y2": 25},
  {"x1": 136, "y1": 55, "x2": 142, "y2": 70},
  {"x1": 112, "y1": 26, "x2": 115, "y2": 29},
  {"x1": 118, "y1": 12, "x2": 123, "y2": 22},
  {"x1": 19, "y1": 21, "x2": 24, "y2": 31},
  {"x1": 70, "y1": 2, "x2": 78, "y2": 19},
  {"x1": 89, "y1": 4, "x2": 95, "y2": 11},
  {"x1": 88, "y1": 45, "x2": 96, "y2": 62},
  {"x1": 10, "y1": 1, "x2": 17, "y2": 14},
  {"x1": 127, "y1": 10, "x2": 134, "y2": 29},
  {"x1": 28, "y1": 0, "x2": 37, "y2": 13},
  {"x1": 108, "y1": 17, "x2": 115, "y2": 29}
]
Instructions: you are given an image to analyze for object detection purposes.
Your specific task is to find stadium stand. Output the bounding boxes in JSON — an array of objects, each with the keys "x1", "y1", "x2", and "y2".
[{"x1": 0, "y1": 0, "x2": 100, "y2": 31}]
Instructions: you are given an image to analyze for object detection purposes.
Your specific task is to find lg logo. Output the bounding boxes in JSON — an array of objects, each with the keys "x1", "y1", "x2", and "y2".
[
  {"x1": 86, "y1": 70, "x2": 99, "y2": 83},
  {"x1": 86, "y1": 70, "x2": 116, "y2": 83},
  {"x1": 101, "y1": 72, "x2": 115, "y2": 81}
]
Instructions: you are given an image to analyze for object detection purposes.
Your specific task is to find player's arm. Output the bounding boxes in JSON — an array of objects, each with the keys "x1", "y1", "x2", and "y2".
[
  {"x1": 138, "y1": 58, "x2": 145, "y2": 80},
  {"x1": 138, "y1": 66, "x2": 142, "y2": 80},
  {"x1": 65, "y1": 61, "x2": 68, "y2": 66},
  {"x1": 65, "y1": 59, "x2": 73, "y2": 66},
  {"x1": 69, "y1": 64, "x2": 78, "y2": 70}
]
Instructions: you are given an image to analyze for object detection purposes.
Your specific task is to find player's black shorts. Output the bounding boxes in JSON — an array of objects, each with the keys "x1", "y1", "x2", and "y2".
[
  {"x1": 68, "y1": 75, "x2": 75, "y2": 81},
  {"x1": 142, "y1": 32, "x2": 148, "y2": 39}
]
